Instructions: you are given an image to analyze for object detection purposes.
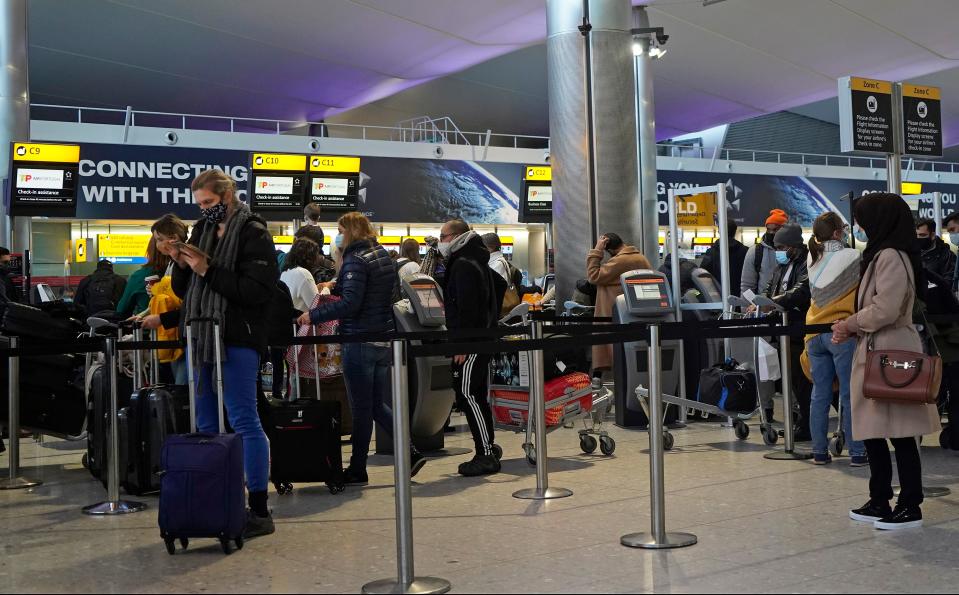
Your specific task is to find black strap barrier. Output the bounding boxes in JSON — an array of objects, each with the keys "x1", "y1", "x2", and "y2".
[
  {"x1": 529, "y1": 312, "x2": 614, "y2": 323},
  {"x1": 116, "y1": 340, "x2": 185, "y2": 352}
]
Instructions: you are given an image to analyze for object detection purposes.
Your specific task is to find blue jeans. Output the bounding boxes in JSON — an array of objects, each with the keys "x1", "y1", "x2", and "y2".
[
  {"x1": 195, "y1": 346, "x2": 270, "y2": 493},
  {"x1": 170, "y1": 357, "x2": 188, "y2": 386},
  {"x1": 342, "y1": 343, "x2": 393, "y2": 471},
  {"x1": 807, "y1": 333, "x2": 864, "y2": 457}
]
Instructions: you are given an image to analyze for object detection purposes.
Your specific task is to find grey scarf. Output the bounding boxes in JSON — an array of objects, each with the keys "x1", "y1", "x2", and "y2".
[{"x1": 183, "y1": 202, "x2": 253, "y2": 364}]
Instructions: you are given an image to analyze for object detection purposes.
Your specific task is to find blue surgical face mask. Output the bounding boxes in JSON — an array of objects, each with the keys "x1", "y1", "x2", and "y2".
[
  {"x1": 853, "y1": 227, "x2": 868, "y2": 243},
  {"x1": 775, "y1": 250, "x2": 790, "y2": 265},
  {"x1": 950, "y1": 233, "x2": 959, "y2": 247},
  {"x1": 334, "y1": 234, "x2": 344, "y2": 249}
]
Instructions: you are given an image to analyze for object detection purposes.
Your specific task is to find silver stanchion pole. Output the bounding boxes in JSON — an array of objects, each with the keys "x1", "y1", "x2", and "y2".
[
  {"x1": 0, "y1": 336, "x2": 42, "y2": 490},
  {"x1": 82, "y1": 337, "x2": 147, "y2": 515},
  {"x1": 513, "y1": 319, "x2": 572, "y2": 501},
  {"x1": 765, "y1": 311, "x2": 812, "y2": 461},
  {"x1": 363, "y1": 340, "x2": 450, "y2": 595},
  {"x1": 622, "y1": 324, "x2": 696, "y2": 549}
]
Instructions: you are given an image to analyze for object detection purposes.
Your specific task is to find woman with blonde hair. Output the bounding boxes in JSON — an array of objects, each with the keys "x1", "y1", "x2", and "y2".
[{"x1": 300, "y1": 212, "x2": 426, "y2": 485}]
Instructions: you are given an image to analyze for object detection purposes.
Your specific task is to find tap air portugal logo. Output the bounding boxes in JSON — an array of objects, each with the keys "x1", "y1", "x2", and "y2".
[
  {"x1": 17, "y1": 168, "x2": 64, "y2": 189},
  {"x1": 255, "y1": 176, "x2": 294, "y2": 194},
  {"x1": 312, "y1": 177, "x2": 349, "y2": 196}
]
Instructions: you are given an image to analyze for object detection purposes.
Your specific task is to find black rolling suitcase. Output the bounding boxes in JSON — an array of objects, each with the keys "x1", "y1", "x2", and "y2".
[
  {"x1": 262, "y1": 326, "x2": 344, "y2": 495},
  {"x1": 85, "y1": 360, "x2": 133, "y2": 483},
  {"x1": 1, "y1": 302, "x2": 79, "y2": 341}
]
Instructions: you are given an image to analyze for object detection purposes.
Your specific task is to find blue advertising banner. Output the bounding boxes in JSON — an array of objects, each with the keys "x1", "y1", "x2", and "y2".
[{"x1": 71, "y1": 142, "x2": 957, "y2": 225}]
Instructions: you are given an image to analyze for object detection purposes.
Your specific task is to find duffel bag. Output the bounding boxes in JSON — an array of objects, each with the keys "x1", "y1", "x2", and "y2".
[{"x1": 697, "y1": 360, "x2": 757, "y2": 414}]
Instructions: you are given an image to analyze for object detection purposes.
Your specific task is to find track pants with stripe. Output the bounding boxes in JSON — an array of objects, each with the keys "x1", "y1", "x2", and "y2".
[{"x1": 452, "y1": 354, "x2": 495, "y2": 457}]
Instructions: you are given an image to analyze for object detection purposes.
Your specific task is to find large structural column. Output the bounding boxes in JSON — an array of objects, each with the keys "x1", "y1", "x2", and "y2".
[
  {"x1": 1, "y1": 0, "x2": 30, "y2": 248},
  {"x1": 547, "y1": 0, "x2": 639, "y2": 302},
  {"x1": 632, "y1": 6, "x2": 661, "y2": 264}
]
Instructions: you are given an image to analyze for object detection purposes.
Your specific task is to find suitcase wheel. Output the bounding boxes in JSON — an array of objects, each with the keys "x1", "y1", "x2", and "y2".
[
  {"x1": 220, "y1": 537, "x2": 233, "y2": 555},
  {"x1": 276, "y1": 482, "x2": 294, "y2": 495},
  {"x1": 599, "y1": 436, "x2": 616, "y2": 456},
  {"x1": 328, "y1": 483, "x2": 345, "y2": 495},
  {"x1": 179, "y1": 538, "x2": 189, "y2": 551},
  {"x1": 579, "y1": 435, "x2": 598, "y2": 454},
  {"x1": 733, "y1": 420, "x2": 750, "y2": 441},
  {"x1": 762, "y1": 426, "x2": 779, "y2": 446},
  {"x1": 235, "y1": 536, "x2": 244, "y2": 551},
  {"x1": 663, "y1": 432, "x2": 675, "y2": 452},
  {"x1": 164, "y1": 537, "x2": 176, "y2": 556}
]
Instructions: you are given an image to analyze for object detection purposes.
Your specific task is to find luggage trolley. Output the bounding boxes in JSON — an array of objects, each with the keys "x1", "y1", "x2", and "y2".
[{"x1": 489, "y1": 304, "x2": 615, "y2": 466}]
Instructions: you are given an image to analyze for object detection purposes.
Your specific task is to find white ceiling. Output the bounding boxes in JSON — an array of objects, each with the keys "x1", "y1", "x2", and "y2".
[{"x1": 26, "y1": 0, "x2": 959, "y2": 147}]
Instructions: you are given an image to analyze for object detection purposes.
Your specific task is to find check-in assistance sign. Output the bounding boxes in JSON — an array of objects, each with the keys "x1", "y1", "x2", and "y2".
[{"x1": 675, "y1": 192, "x2": 717, "y2": 227}]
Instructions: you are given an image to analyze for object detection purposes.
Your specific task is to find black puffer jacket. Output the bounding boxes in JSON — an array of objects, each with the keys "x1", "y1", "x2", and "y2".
[
  {"x1": 171, "y1": 215, "x2": 277, "y2": 353},
  {"x1": 310, "y1": 239, "x2": 397, "y2": 335},
  {"x1": 921, "y1": 237, "x2": 956, "y2": 288},
  {"x1": 764, "y1": 247, "x2": 810, "y2": 322},
  {"x1": 443, "y1": 234, "x2": 507, "y2": 331}
]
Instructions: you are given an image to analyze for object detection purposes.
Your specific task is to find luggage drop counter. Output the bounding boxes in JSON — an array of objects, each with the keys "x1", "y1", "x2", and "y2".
[
  {"x1": 376, "y1": 274, "x2": 455, "y2": 453},
  {"x1": 612, "y1": 270, "x2": 681, "y2": 429}
]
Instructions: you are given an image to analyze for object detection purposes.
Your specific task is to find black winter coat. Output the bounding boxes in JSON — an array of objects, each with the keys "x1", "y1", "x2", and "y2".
[
  {"x1": 310, "y1": 239, "x2": 397, "y2": 335},
  {"x1": 764, "y1": 248, "x2": 810, "y2": 323},
  {"x1": 700, "y1": 238, "x2": 749, "y2": 297},
  {"x1": 171, "y1": 215, "x2": 277, "y2": 353},
  {"x1": 443, "y1": 235, "x2": 507, "y2": 331}
]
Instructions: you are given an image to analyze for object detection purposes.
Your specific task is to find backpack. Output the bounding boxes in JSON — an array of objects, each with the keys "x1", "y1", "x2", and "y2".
[
  {"x1": 753, "y1": 242, "x2": 766, "y2": 275},
  {"x1": 86, "y1": 273, "x2": 120, "y2": 315}
]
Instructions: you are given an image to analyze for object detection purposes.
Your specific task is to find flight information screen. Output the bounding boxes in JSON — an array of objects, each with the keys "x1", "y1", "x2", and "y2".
[{"x1": 10, "y1": 143, "x2": 81, "y2": 216}]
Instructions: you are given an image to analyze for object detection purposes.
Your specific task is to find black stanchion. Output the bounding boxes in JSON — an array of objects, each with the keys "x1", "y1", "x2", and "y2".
[{"x1": 0, "y1": 337, "x2": 42, "y2": 491}]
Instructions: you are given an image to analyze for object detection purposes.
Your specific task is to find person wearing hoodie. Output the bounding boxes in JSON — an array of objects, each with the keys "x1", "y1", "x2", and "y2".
[
  {"x1": 759, "y1": 223, "x2": 812, "y2": 439},
  {"x1": 741, "y1": 209, "x2": 788, "y2": 297},
  {"x1": 75, "y1": 259, "x2": 127, "y2": 318},
  {"x1": 439, "y1": 219, "x2": 507, "y2": 477}
]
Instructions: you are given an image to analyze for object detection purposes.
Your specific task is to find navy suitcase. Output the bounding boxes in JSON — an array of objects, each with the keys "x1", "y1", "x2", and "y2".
[{"x1": 159, "y1": 319, "x2": 246, "y2": 555}]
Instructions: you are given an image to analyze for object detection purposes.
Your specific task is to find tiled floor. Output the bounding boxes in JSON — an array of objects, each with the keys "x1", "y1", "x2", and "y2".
[{"x1": 2, "y1": 415, "x2": 958, "y2": 594}]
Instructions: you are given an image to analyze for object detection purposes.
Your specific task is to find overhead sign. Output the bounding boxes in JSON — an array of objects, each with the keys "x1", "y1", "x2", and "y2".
[
  {"x1": 901, "y1": 182, "x2": 923, "y2": 195},
  {"x1": 74, "y1": 238, "x2": 88, "y2": 263},
  {"x1": 248, "y1": 152, "x2": 308, "y2": 214},
  {"x1": 839, "y1": 77, "x2": 895, "y2": 154},
  {"x1": 10, "y1": 142, "x2": 81, "y2": 216},
  {"x1": 675, "y1": 191, "x2": 718, "y2": 227},
  {"x1": 519, "y1": 165, "x2": 552, "y2": 223},
  {"x1": 308, "y1": 155, "x2": 361, "y2": 212},
  {"x1": 97, "y1": 234, "x2": 151, "y2": 264},
  {"x1": 900, "y1": 83, "x2": 942, "y2": 157}
]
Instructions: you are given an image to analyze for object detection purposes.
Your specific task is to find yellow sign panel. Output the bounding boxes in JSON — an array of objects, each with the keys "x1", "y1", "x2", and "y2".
[
  {"x1": 13, "y1": 143, "x2": 81, "y2": 163},
  {"x1": 850, "y1": 77, "x2": 893, "y2": 94},
  {"x1": 902, "y1": 84, "x2": 941, "y2": 100},
  {"x1": 525, "y1": 166, "x2": 552, "y2": 181},
  {"x1": 74, "y1": 239, "x2": 88, "y2": 263},
  {"x1": 97, "y1": 234, "x2": 152, "y2": 262},
  {"x1": 378, "y1": 236, "x2": 402, "y2": 245},
  {"x1": 272, "y1": 235, "x2": 295, "y2": 245},
  {"x1": 251, "y1": 153, "x2": 307, "y2": 171},
  {"x1": 310, "y1": 156, "x2": 361, "y2": 173},
  {"x1": 675, "y1": 192, "x2": 718, "y2": 228},
  {"x1": 901, "y1": 182, "x2": 923, "y2": 195}
]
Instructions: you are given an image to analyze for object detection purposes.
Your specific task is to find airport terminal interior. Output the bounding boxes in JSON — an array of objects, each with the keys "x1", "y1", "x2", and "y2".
[{"x1": 3, "y1": 1, "x2": 959, "y2": 593}]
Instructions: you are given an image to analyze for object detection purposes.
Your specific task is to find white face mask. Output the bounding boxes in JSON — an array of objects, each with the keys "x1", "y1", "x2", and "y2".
[
  {"x1": 438, "y1": 242, "x2": 452, "y2": 259},
  {"x1": 950, "y1": 232, "x2": 959, "y2": 247}
]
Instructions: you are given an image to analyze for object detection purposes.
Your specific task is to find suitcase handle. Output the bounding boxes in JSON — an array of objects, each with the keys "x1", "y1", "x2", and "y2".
[{"x1": 185, "y1": 319, "x2": 225, "y2": 433}]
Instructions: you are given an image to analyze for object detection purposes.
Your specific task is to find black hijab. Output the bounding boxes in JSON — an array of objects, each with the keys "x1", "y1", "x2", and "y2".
[{"x1": 854, "y1": 192, "x2": 924, "y2": 299}]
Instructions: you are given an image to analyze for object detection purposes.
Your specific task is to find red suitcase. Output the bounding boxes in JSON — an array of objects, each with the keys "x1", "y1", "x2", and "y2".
[{"x1": 492, "y1": 372, "x2": 593, "y2": 427}]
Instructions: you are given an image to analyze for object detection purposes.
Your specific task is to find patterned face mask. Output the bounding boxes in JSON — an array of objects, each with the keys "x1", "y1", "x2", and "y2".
[{"x1": 200, "y1": 202, "x2": 227, "y2": 225}]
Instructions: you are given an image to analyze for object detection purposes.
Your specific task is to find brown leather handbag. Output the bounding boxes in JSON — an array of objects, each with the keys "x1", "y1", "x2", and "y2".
[{"x1": 862, "y1": 252, "x2": 942, "y2": 405}]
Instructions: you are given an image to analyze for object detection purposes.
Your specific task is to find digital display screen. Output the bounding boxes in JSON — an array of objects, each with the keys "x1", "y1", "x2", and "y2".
[
  {"x1": 250, "y1": 173, "x2": 307, "y2": 211},
  {"x1": 410, "y1": 282, "x2": 445, "y2": 319},
  {"x1": 10, "y1": 164, "x2": 79, "y2": 216},
  {"x1": 98, "y1": 234, "x2": 151, "y2": 264},
  {"x1": 633, "y1": 284, "x2": 664, "y2": 301},
  {"x1": 625, "y1": 277, "x2": 671, "y2": 311},
  {"x1": 520, "y1": 180, "x2": 552, "y2": 223},
  {"x1": 310, "y1": 174, "x2": 359, "y2": 212}
]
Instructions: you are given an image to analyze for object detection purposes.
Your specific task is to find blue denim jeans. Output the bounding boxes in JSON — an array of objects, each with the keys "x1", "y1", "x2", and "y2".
[
  {"x1": 807, "y1": 333, "x2": 864, "y2": 457},
  {"x1": 170, "y1": 357, "x2": 188, "y2": 386},
  {"x1": 342, "y1": 342, "x2": 393, "y2": 471},
  {"x1": 195, "y1": 346, "x2": 270, "y2": 493}
]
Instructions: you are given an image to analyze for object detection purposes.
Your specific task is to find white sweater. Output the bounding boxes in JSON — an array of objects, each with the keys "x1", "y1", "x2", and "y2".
[
  {"x1": 280, "y1": 267, "x2": 319, "y2": 313},
  {"x1": 806, "y1": 241, "x2": 861, "y2": 309}
]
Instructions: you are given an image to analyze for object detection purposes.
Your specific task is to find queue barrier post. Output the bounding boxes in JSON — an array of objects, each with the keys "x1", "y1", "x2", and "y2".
[
  {"x1": 0, "y1": 336, "x2": 43, "y2": 490},
  {"x1": 362, "y1": 340, "x2": 450, "y2": 595},
  {"x1": 82, "y1": 337, "x2": 147, "y2": 515},
  {"x1": 622, "y1": 324, "x2": 696, "y2": 549},
  {"x1": 513, "y1": 319, "x2": 573, "y2": 501},
  {"x1": 765, "y1": 311, "x2": 812, "y2": 461}
]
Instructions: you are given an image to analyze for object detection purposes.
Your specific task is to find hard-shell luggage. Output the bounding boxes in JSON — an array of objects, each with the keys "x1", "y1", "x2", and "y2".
[
  {"x1": 264, "y1": 325, "x2": 345, "y2": 495},
  {"x1": 120, "y1": 385, "x2": 190, "y2": 495},
  {"x1": 492, "y1": 372, "x2": 594, "y2": 428},
  {"x1": 698, "y1": 360, "x2": 758, "y2": 414},
  {"x1": 86, "y1": 361, "x2": 133, "y2": 483},
  {"x1": 1, "y1": 302, "x2": 79, "y2": 340},
  {"x1": 159, "y1": 319, "x2": 246, "y2": 555}
]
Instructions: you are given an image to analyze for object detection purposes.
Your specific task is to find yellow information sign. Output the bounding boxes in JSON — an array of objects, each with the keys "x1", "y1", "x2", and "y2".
[
  {"x1": 272, "y1": 235, "x2": 295, "y2": 245},
  {"x1": 12, "y1": 142, "x2": 81, "y2": 163},
  {"x1": 675, "y1": 192, "x2": 718, "y2": 227},
  {"x1": 97, "y1": 234, "x2": 152, "y2": 263},
  {"x1": 901, "y1": 182, "x2": 923, "y2": 195},
  {"x1": 251, "y1": 153, "x2": 307, "y2": 171},
  {"x1": 850, "y1": 77, "x2": 893, "y2": 95},
  {"x1": 310, "y1": 156, "x2": 361, "y2": 173},
  {"x1": 74, "y1": 239, "x2": 88, "y2": 263},
  {"x1": 902, "y1": 84, "x2": 941, "y2": 100},
  {"x1": 524, "y1": 166, "x2": 552, "y2": 182}
]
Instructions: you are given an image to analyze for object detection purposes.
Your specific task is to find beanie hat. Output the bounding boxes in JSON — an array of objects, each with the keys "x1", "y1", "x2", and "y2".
[
  {"x1": 765, "y1": 209, "x2": 788, "y2": 227},
  {"x1": 773, "y1": 223, "x2": 804, "y2": 248}
]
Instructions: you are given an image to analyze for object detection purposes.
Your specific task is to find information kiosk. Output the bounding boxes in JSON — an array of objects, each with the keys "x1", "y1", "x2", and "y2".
[
  {"x1": 376, "y1": 274, "x2": 455, "y2": 453},
  {"x1": 612, "y1": 270, "x2": 682, "y2": 428}
]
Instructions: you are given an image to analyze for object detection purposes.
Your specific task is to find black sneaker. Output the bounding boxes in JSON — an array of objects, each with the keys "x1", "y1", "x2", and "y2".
[
  {"x1": 874, "y1": 505, "x2": 923, "y2": 531},
  {"x1": 410, "y1": 450, "x2": 427, "y2": 479},
  {"x1": 813, "y1": 453, "x2": 832, "y2": 465},
  {"x1": 458, "y1": 455, "x2": 501, "y2": 477},
  {"x1": 244, "y1": 509, "x2": 276, "y2": 539},
  {"x1": 343, "y1": 467, "x2": 369, "y2": 486},
  {"x1": 849, "y1": 500, "x2": 893, "y2": 524}
]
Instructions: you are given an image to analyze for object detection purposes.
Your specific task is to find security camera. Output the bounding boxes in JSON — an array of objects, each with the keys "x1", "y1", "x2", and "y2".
[
  {"x1": 543, "y1": 150, "x2": 551, "y2": 164},
  {"x1": 308, "y1": 138, "x2": 321, "y2": 152},
  {"x1": 164, "y1": 131, "x2": 179, "y2": 145},
  {"x1": 433, "y1": 146, "x2": 444, "y2": 158},
  {"x1": 656, "y1": 32, "x2": 669, "y2": 45}
]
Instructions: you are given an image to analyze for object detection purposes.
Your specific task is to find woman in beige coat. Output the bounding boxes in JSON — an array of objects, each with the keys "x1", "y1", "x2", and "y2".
[
  {"x1": 832, "y1": 193, "x2": 940, "y2": 531},
  {"x1": 586, "y1": 233, "x2": 652, "y2": 377}
]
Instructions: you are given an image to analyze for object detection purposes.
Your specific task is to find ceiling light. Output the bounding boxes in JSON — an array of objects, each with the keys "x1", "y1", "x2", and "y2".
[
  {"x1": 632, "y1": 42, "x2": 643, "y2": 57},
  {"x1": 649, "y1": 47, "x2": 667, "y2": 59}
]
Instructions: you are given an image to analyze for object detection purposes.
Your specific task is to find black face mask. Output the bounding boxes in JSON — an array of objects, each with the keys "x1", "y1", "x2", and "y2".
[
  {"x1": 763, "y1": 231, "x2": 777, "y2": 245},
  {"x1": 918, "y1": 236, "x2": 934, "y2": 250}
]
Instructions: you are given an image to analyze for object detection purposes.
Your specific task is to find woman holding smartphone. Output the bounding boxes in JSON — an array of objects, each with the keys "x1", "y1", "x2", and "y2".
[
  {"x1": 117, "y1": 236, "x2": 168, "y2": 318},
  {"x1": 170, "y1": 170, "x2": 278, "y2": 539}
]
